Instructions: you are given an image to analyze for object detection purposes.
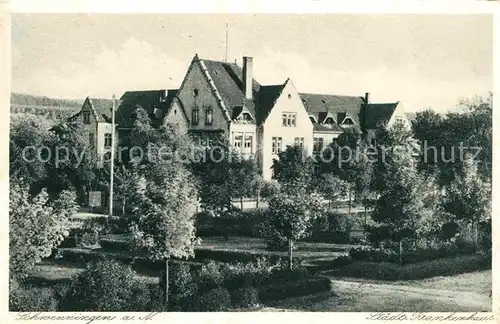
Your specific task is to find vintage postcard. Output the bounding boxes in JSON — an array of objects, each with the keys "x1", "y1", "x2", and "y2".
[{"x1": 2, "y1": 0, "x2": 497, "y2": 322}]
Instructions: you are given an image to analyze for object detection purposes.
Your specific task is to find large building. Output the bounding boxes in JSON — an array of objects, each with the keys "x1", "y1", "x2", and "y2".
[{"x1": 73, "y1": 54, "x2": 411, "y2": 180}]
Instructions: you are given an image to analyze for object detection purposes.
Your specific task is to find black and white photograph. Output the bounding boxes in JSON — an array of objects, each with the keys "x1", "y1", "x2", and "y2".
[{"x1": 7, "y1": 11, "x2": 493, "y2": 315}]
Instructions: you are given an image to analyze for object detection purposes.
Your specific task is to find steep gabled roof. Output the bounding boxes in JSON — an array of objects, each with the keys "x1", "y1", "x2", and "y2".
[
  {"x1": 255, "y1": 83, "x2": 286, "y2": 125},
  {"x1": 199, "y1": 58, "x2": 261, "y2": 121},
  {"x1": 299, "y1": 93, "x2": 365, "y2": 125},
  {"x1": 364, "y1": 102, "x2": 399, "y2": 129},
  {"x1": 116, "y1": 89, "x2": 178, "y2": 128},
  {"x1": 90, "y1": 98, "x2": 116, "y2": 123},
  {"x1": 70, "y1": 97, "x2": 117, "y2": 123}
]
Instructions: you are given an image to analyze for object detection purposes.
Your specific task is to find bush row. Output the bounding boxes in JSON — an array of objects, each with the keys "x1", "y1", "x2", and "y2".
[
  {"x1": 330, "y1": 252, "x2": 491, "y2": 281},
  {"x1": 13, "y1": 258, "x2": 330, "y2": 312},
  {"x1": 348, "y1": 241, "x2": 480, "y2": 264}
]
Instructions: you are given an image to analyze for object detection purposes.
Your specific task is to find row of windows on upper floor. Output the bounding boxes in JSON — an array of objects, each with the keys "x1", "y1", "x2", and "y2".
[{"x1": 191, "y1": 106, "x2": 213, "y2": 126}]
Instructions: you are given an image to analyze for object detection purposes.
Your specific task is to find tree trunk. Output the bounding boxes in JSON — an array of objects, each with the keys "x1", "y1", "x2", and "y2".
[
  {"x1": 164, "y1": 258, "x2": 169, "y2": 310},
  {"x1": 474, "y1": 222, "x2": 478, "y2": 250},
  {"x1": 256, "y1": 193, "x2": 260, "y2": 209},
  {"x1": 240, "y1": 197, "x2": 244, "y2": 210},
  {"x1": 348, "y1": 188, "x2": 352, "y2": 215},
  {"x1": 288, "y1": 238, "x2": 293, "y2": 270},
  {"x1": 399, "y1": 240, "x2": 403, "y2": 266},
  {"x1": 364, "y1": 205, "x2": 367, "y2": 227},
  {"x1": 122, "y1": 199, "x2": 126, "y2": 216}
]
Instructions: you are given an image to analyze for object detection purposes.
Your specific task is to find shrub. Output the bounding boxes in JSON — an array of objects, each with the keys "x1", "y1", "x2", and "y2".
[
  {"x1": 307, "y1": 212, "x2": 356, "y2": 243},
  {"x1": 258, "y1": 277, "x2": 332, "y2": 302},
  {"x1": 195, "y1": 210, "x2": 266, "y2": 238},
  {"x1": 59, "y1": 259, "x2": 150, "y2": 311},
  {"x1": 348, "y1": 246, "x2": 398, "y2": 263},
  {"x1": 158, "y1": 262, "x2": 199, "y2": 311},
  {"x1": 195, "y1": 287, "x2": 232, "y2": 311},
  {"x1": 9, "y1": 279, "x2": 58, "y2": 311},
  {"x1": 232, "y1": 287, "x2": 259, "y2": 308}
]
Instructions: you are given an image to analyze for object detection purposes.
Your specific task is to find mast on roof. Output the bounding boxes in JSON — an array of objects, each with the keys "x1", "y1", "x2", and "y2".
[{"x1": 225, "y1": 22, "x2": 229, "y2": 62}]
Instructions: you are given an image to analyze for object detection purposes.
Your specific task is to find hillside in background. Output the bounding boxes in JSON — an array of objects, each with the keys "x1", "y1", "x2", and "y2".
[
  {"x1": 11, "y1": 93, "x2": 83, "y2": 109},
  {"x1": 10, "y1": 92, "x2": 84, "y2": 120}
]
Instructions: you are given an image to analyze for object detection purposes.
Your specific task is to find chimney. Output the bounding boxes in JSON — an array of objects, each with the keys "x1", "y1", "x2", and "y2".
[
  {"x1": 364, "y1": 92, "x2": 369, "y2": 104},
  {"x1": 242, "y1": 56, "x2": 253, "y2": 100}
]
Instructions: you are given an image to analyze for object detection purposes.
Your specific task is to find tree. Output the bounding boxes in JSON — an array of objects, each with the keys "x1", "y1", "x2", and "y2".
[
  {"x1": 9, "y1": 183, "x2": 78, "y2": 279},
  {"x1": 264, "y1": 188, "x2": 323, "y2": 269},
  {"x1": 130, "y1": 161, "x2": 199, "y2": 309},
  {"x1": 443, "y1": 154, "x2": 491, "y2": 248},
  {"x1": 371, "y1": 122, "x2": 432, "y2": 261},
  {"x1": 271, "y1": 145, "x2": 315, "y2": 193},
  {"x1": 318, "y1": 173, "x2": 348, "y2": 210},
  {"x1": 9, "y1": 115, "x2": 55, "y2": 189},
  {"x1": 331, "y1": 127, "x2": 368, "y2": 214},
  {"x1": 231, "y1": 157, "x2": 262, "y2": 210},
  {"x1": 44, "y1": 120, "x2": 97, "y2": 201}
]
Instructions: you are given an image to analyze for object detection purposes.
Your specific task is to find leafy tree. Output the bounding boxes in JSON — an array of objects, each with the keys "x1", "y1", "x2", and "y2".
[
  {"x1": 44, "y1": 120, "x2": 97, "y2": 201},
  {"x1": 263, "y1": 188, "x2": 323, "y2": 269},
  {"x1": 329, "y1": 127, "x2": 373, "y2": 215},
  {"x1": 9, "y1": 183, "x2": 78, "y2": 279},
  {"x1": 443, "y1": 154, "x2": 491, "y2": 247},
  {"x1": 271, "y1": 145, "x2": 315, "y2": 193},
  {"x1": 231, "y1": 157, "x2": 262, "y2": 210},
  {"x1": 130, "y1": 161, "x2": 199, "y2": 309},
  {"x1": 9, "y1": 115, "x2": 55, "y2": 189},
  {"x1": 318, "y1": 173, "x2": 348, "y2": 210},
  {"x1": 371, "y1": 122, "x2": 433, "y2": 260},
  {"x1": 413, "y1": 96, "x2": 492, "y2": 186}
]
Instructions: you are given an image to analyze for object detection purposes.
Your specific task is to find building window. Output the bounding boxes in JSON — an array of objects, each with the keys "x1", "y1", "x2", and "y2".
[
  {"x1": 282, "y1": 113, "x2": 297, "y2": 127},
  {"x1": 234, "y1": 133, "x2": 243, "y2": 150},
  {"x1": 342, "y1": 117, "x2": 354, "y2": 125},
  {"x1": 272, "y1": 137, "x2": 282, "y2": 155},
  {"x1": 314, "y1": 163, "x2": 321, "y2": 175},
  {"x1": 324, "y1": 117, "x2": 334, "y2": 124},
  {"x1": 395, "y1": 116, "x2": 404, "y2": 123},
  {"x1": 294, "y1": 137, "x2": 304, "y2": 148},
  {"x1": 89, "y1": 133, "x2": 95, "y2": 146},
  {"x1": 191, "y1": 108, "x2": 199, "y2": 125},
  {"x1": 244, "y1": 134, "x2": 253, "y2": 153},
  {"x1": 104, "y1": 133, "x2": 112, "y2": 148},
  {"x1": 83, "y1": 111, "x2": 91, "y2": 124},
  {"x1": 193, "y1": 89, "x2": 199, "y2": 97},
  {"x1": 205, "y1": 106, "x2": 213, "y2": 125},
  {"x1": 313, "y1": 137, "x2": 324, "y2": 152}
]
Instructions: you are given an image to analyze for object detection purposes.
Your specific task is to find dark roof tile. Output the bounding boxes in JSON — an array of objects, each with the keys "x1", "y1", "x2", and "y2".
[
  {"x1": 116, "y1": 89, "x2": 178, "y2": 127},
  {"x1": 363, "y1": 102, "x2": 399, "y2": 129},
  {"x1": 299, "y1": 93, "x2": 364, "y2": 125},
  {"x1": 200, "y1": 59, "x2": 261, "y2": 121}
]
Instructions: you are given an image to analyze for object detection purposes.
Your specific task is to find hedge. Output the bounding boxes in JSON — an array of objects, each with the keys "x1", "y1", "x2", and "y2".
[
  {"x1": 258, "y1": 277, "x2": 332, "y2": 302},
  {"x1": 348, "y1": 242, "x2": 480, "y2": 264},
  {"x1": 330, "y1": 252, "x2": 491, "y2": 281},
  {"x1": 54, "y1": 248, "x2": 203, "y2": 274}
]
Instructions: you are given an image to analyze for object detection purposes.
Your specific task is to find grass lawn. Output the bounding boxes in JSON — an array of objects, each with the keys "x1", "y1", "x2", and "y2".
[
  {"x1": 97, "y1": 235, "x2": 353, "y2": 265},
  {"x1": 28, "y1": 261, "x2": 159, "y2": 287}
]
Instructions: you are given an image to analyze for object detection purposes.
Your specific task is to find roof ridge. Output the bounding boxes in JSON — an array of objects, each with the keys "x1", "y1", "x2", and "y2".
[{"x1": 299, "y1": 92, "x2": 364, "y2": 98}]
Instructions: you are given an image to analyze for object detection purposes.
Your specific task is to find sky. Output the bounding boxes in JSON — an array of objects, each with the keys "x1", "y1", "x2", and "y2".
[{"x1": 11, "y1": 14, "x2": 492, "y2": 112}]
